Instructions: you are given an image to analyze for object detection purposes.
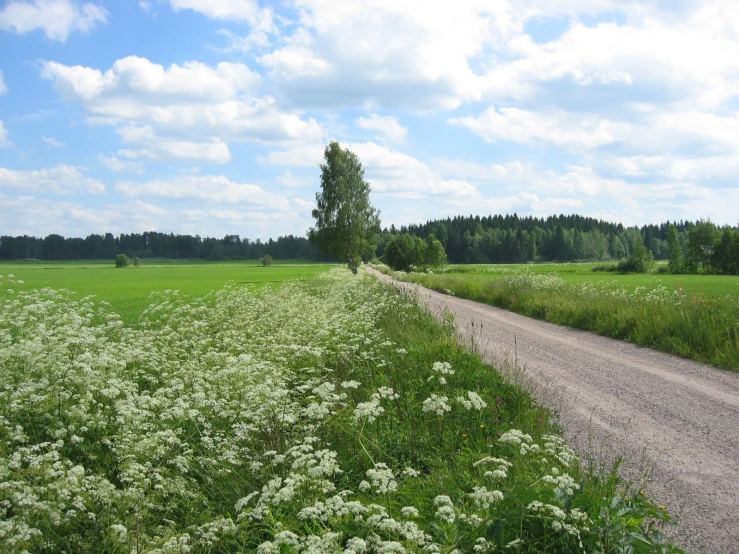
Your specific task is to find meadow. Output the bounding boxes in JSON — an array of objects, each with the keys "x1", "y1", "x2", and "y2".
[
  {"x1": 373, "y1": 263, "x2": 739, "y2": 371},
  {"x1": 0, "y1": 268, "x2": 682, "y2": 553},
  {"x1": 0, "y1": 259, "x2": 333, "y2": 324},
  {"x1": 438, "y1": 263, "x2": 739, "y2": 298}
]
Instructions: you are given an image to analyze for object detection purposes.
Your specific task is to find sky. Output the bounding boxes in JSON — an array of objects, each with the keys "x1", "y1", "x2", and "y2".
[{"x1": 0, "y1": 0, "x2": 738, "y2": 240}]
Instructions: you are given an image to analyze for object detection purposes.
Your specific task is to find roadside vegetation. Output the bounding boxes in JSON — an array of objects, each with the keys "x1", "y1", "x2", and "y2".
[
  {"x1": 0, "y1": 270, "x2": 682, "y2": 553},
  {"x1": 372, "y1": 264, "x2": 739, "y2": 371}
]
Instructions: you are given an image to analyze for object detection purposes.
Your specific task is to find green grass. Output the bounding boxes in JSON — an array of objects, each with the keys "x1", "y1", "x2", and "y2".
[
  {"x1": 0, "y1": 259, "x2": 335, "y2": 324},
  {"x1": 375, "y1": 264, "x2": 739, "y2": 371},
  {"x1": 439, "y1": 262, "x2": 739, "y2": 298}
]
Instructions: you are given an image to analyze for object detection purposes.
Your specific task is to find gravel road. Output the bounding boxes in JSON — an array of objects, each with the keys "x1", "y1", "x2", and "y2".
[{"x1": 367, "y1": 268, "x2": 739, "y2": 554}]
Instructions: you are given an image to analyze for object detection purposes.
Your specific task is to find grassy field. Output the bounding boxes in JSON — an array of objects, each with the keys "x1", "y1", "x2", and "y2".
[
  {"x1": 0, "y1": 259, "x2": 334, "y2": 324},
  {"x1": 374, "y1": 263, "x2": 739, "y2": 371},
  {"x1": 439, "y1": 263, "x2": 739, "y2": 298},
  {"x1": 0, "y1": 268, "x2": 681, "y2": 553}
]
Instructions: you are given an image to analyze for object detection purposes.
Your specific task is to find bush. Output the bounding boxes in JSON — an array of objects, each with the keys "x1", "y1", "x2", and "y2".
[
  {"x1": 617, "y1": 234, "x2": 653, "y2": 273},
  {"x1": 134, "y1": 257, "x2": 141, "y2": 267},
  {"x1": 591, "y1": 262, "x2": 618, "y2": 273},
  {"x1": 115, "y1": 253, "x2": 130, "y2": 268},
  {"x1": 262, "y1": 254, "x2": 273, "y2": 267}
]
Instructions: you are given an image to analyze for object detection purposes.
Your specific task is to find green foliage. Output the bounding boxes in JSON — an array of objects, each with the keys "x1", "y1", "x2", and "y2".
[
  {"x1": 133, "y1": 256, "x2": 140, "y2": 267},
  {"x1": 591, "y1": 262, "x2": 618, "y2": 273},
  {"x1": 262, "y1": 254, "x2": 273, "y2": 267},
  {"x1": 0, "y1": 270, "x2": 683, "y2": 553},
  {"x1": 384, "y1": 232, "x2": 447, "y2": 272},
  {"x1": 711, "y1": 227, "x2": 739, "y2": 275},
  {"x1": 384, "y1": 233, "x2": 423, "y2": 271},
  {"x1": 666, "y1": 224, "x2": 683, "y2": 273},
  {"x1": 424, "y1": 233, "x2": 447, "y2": 269},
  {"x1": 684, "y1": 219, "x2": 718, "y2": 272},
  {"x1": 114, "y1": 253, "x2": 130, "y2": 268},
  {"x1": 309, "y1": 141, "x2": 381, "y2": 274},
  {"x1": 617, "y1": 234, "x2": 653, "y2": 273}
]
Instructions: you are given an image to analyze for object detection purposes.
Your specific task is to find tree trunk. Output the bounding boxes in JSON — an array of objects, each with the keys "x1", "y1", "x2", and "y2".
[{"x1": 347, "y1": 253, "x2": 357, "y2": 274}]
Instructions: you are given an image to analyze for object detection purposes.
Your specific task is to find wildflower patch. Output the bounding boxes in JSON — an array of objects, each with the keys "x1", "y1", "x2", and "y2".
[{"x1": 0, "y1": 271, "x2": 681, "y2": 553}]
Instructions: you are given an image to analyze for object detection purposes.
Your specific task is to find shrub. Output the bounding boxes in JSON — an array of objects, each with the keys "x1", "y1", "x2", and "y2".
[
  {"x1": 591, "y1": 262, "x2": 618, "y2": 273},
  {"x1": 262, "y1": 254, "x2": 273, "y2": 266},
  {"x1": 134, "y1": 257, "x2": 140, "y2": 267},
  {"x1": 115, "y1": 253, "x2": 130, "y2": 268}
]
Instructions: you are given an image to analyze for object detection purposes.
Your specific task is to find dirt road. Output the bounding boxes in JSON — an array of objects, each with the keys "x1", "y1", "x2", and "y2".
[{"x1": 368, "y1": 268, "x2": 739, "y2": 554}]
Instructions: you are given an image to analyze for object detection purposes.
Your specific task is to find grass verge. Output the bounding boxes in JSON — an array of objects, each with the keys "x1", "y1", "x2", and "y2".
[
  {"x1": 372, "y1": 265, "x2": 739, "y2": 372},
  {"x1": 0, "y1": 270, "x2": 682, "y2": 553}
]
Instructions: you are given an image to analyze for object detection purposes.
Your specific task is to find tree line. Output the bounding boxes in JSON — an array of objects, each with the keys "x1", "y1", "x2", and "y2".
[
  {"x1": 0, "y1": 232, "x2": 327, "y2": 262},
  {"x1": 2, "y1": 214, "x2": 737, "y2": 275},
  {"x1": 375, "y1": 214, "x2": 739, "y2": 273}
]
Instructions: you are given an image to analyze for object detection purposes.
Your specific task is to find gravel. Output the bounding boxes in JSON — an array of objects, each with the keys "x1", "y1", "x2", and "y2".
[{"x1": 368, "y1": 268, "x2": 739, "y2": 554}]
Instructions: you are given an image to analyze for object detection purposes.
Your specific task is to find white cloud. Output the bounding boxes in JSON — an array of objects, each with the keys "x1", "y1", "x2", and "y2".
[
  {"x1": 0, "y1": 0, "x2": 107, "y2": 42},
  {"x1": 450, "y1": 107, "x2": 622, "y2": 151},
  {"x1": 42, "y1": 56, "x2": 259, "y2": 104},
  {"x1": 356, "y1": 114, "x2": 408, "y2": 144},
  {"x1": 115, "y1": 175, "x2": 290, "y2": 210},
  {"x1": 99, "y1": 154, "x2": 145, "y2": 174},
  {"x1": 0, "y1": 164, "x2": 106, "y2": 195},
  {"x1": 42, "y1": 136, "x2": 65, "y2": 148},
  {"x1": 258, "y1": 2, "x2": 502, "y2": 109},
  {"x1": 167, "y1": 0, "x2": 266, "y2": 22},
  {"x1": 41, "y1": 56, "x2": 324, "y2": 150},
  {"x1": 451, "y1": 107, "x2": 739, "y2": 161},
  {"x1": 0, "y1": 193, "x2": 178, "y2": 236},
  {"x1": 348, "y1": 142, "x2": 480, "y2": 198},
  {"x1": 0, "y1": 70, "x2": 7, "y2": 94},
  {"x1": 261, "y1": 142, "x2": 325, "y2": 167},
  {"x1": 431, "y1": 158, "x2": 532, "y2": 182},
  {"x1": 116, "y1": 125, "x2": 231, "y2": 164},
  {"x1": 0, "y1": 121, "x2": 12, "y2": 148}
]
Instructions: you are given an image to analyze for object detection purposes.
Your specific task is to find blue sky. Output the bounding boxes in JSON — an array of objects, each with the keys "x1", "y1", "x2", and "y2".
[{"x1": 1, "y1": 0, "x2": 738, "y2": 239}]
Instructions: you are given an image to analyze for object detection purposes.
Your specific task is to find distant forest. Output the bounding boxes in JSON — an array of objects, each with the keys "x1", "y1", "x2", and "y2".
[
  {"x1": 0, "y1": 232, "x2": 326, "y2": 262},
  {"x1": 376, "y1": 214, "x2": 730, "y2": 264},
  {"x1": 1, "y1": 214, "x2": 735, "y2": 264}
]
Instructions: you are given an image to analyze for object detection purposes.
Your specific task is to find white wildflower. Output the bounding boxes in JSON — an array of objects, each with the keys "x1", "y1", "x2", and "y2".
[{"x1": 422, "y1": 394, "x2": 451, "y2": 416}]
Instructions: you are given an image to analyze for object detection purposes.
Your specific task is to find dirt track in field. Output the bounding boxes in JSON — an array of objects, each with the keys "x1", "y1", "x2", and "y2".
[{"x1": 368, "y1": 267, "x2": 739, "y2": 554}]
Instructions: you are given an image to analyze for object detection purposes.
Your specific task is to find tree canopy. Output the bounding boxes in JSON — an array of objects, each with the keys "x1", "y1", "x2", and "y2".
[{"x1": 309, "y1": 142, "x2": 381, "y2": 274}]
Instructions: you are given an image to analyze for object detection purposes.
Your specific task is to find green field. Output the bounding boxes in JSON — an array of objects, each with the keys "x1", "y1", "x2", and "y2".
[
  {"x1": 0, "y1": 259, "x2": 335, "y2": 324},
  {"x1": 439, "y1": 263, "x2": 739, "y2": 298}
]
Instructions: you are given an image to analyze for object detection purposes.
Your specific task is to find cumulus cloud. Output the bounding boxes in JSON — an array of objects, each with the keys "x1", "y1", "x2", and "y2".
[
  {"x1": 99, "y1": 154, "x2": 145, "y2": 174},
  {"x1": 41, "y1": 56, "x2": 323, "y2": 161},
  {"x1": 258, "y1": 1, "x2": 505, "y2": 109},
  {"x1": 115, "y1": 174, "x2": 291, "y2": 210},
  {"x1": 356, "y1": 114, "x2": 408, "y2": 144},
  {"x1": 0, "y1": 164, "x2": 106, "y2": 195},
  {"x1": 116, "y1": 125, "x2": 231, "y2": 164},
  {"x1": 450, "y1": 107, "x2": 621, "y2": 151},
  {"x1": 0, "y1": 70, "x2": 7, "y2": 94},
  {"x1": 0, "y1": 0, "x2": 107, "y2": 42},
  {"x1": 263, "y1": 140, "x2": 479, "y2": 198},
  {"x1": 167, "y1": 0, "x2": 268, "y2": 22}
]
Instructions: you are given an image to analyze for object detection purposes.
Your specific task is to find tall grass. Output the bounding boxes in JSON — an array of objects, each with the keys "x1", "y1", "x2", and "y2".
[
  {"x1": 0, "y1": 271, "x2": 682, "y2": 553},
  {"x1": 373, "y1": 266, "x2": 739, "y2": 371}
]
